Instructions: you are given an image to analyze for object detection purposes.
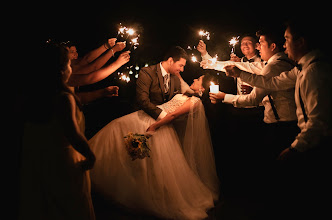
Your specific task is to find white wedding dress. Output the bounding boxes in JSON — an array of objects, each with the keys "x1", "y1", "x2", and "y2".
[{"x1": 89, "y1": 94, "x2": 220, "y2": 220}]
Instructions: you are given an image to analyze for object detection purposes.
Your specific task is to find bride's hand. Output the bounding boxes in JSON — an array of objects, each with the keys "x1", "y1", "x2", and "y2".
[{"x1": 145, "y1": 125, "x2": 157, "y2": 137}]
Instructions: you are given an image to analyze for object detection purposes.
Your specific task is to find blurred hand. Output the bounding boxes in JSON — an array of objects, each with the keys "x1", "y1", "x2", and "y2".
[
  {"x1": 116, "y1": 51, "x2": 131, "y2": 66},
  {"x1": 112, "y1": 41, "x2": 126, "y2": 53},
  {"x1": 200, "y1": 60, "x2": 214, "y2": 69},
  {"x1": 209, "y1": 91, "x2": 225, "y2": 104},
  {"x1": 197, "y1": 40, "x2": 207, "y2": 56},
  {"x1": 224, "y1": 65, "x2": 241, "y2": 78},
  {"x1": 230, "y1": 53, "x2": 241, "y2": 62},
  {"x1": 104, "y1": 86, "x2": 119, "y2": 97},
  {"x1": 241, "y1": 85, "x2": 253, "y2": 94}
]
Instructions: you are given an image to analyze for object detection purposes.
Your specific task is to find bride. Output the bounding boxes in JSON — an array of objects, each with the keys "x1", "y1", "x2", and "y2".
[{"x1": 89, "y1": 74, "x2": 220, "y2": 220}]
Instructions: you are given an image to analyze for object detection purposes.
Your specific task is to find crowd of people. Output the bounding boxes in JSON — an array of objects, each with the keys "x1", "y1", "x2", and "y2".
[{"x1": 17, "y1": 16, "x2": 331, "y2": 220}]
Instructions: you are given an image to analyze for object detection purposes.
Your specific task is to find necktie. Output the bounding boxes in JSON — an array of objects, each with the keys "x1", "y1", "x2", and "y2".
[{"x1": 164, "y1": 74, "x2": 169, "y2": 93}]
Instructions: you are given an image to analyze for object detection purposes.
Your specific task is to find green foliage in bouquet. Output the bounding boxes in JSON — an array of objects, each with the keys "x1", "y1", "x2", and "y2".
[{"x1": 124, "y1": 132, "x2": 151, "y2": 161}]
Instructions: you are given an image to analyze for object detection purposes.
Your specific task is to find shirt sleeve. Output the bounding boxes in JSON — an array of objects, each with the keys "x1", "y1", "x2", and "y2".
[
  {"x1": 223, "y1": 87, "x2": 266, "y2": 108},
  {"x1": 240, "y1": 67, "x2": 298, "y2": 91},
  {"x1": 291, "y1": 63, "x2": 332, "y2": 152}
]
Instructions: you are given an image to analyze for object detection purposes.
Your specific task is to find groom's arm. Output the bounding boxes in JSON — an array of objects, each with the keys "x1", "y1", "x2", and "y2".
[{"x1": 136, "y1": 68, "x2": 163, "y2": 120}]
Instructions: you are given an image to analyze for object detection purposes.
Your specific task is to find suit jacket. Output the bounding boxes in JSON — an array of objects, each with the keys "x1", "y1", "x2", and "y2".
[{"x1": 136, "y1": 63, "x2": 181, "y2": 120}]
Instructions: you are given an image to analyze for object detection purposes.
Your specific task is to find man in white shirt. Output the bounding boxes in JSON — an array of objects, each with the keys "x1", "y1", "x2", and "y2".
[
  {"x1": 203, "y1": 28, "x2": 299, "y2": 156},
  {"x1": 198, "y1": 34, "x2": 263, "y2": 95},
  {"x1": 224, "y1": 19, "x2": 332, "y2": 218}
]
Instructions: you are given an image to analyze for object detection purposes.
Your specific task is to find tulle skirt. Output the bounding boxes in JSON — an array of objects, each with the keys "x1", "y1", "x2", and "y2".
[{"x1": 89, "y1": 107, "x2": 219, "y2": 220}]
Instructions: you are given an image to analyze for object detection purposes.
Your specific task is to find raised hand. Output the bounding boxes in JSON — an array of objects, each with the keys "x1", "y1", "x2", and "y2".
[
  {"x1": 197, "y1": 40, "x2": 207, "y2": 56},
  {"x1": 116, "y1": 51, "x2": 131, "y2": 66},
  {"x1": 112, "y1": 41, "x2": 126, "y2": 53}
]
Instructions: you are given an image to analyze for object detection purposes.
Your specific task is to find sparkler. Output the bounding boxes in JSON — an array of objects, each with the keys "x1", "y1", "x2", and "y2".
[
  {"x1": 199, "y1": 30, "x2": 210, "y2": 41},
  {"x1": 229, "y1": 36, "x2": 240, "y2": 54},
  {"x1": 116, "y1": 23, "x2": 127, "y2": 39},
  {"x1": 191, "y1": 54, "x2": 198, "y2": 63},
  {"x1": 129, "y1": 36, "x2": 139, "y2": 50},
  {"x1": 118, "y1": 72, "x2": 130, "y2": 83}
]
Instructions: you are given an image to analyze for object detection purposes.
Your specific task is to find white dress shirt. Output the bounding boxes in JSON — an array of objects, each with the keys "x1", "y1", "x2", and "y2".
[
  {"x1": 157, "y1": 63, "x2": 195, "y2": 120},
  {"x1": 202, "y1": 53, "x2": 263, "y2": 95},
  {"x1": 223, "y1": 52, "x2": 297, "y2": 124},
  {"x1": 158, "y1": 63, "x2": 171, "y2": 120},
  {"x1": 238, "y1": 50, "x2": 332, "y2": 152}
]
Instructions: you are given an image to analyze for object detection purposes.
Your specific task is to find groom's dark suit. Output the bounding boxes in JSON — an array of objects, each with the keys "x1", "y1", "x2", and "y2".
[{"x1": 136, "y1": 63, "x2": 181, "y2": 120}]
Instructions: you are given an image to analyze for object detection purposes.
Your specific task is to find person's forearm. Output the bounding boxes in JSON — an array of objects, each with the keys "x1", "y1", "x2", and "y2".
[
  {"x1": 76, "y1": 89, "x2": 105, "y2": 104},
  {"x1": 83, "y1": 44, "x2": 107, "y2": 64},
  {"x1": 68, "y1": 60, "x2": 123, "y2": 87},
  {"x1": 74, "y1": 49, "x2": 115, "y2": 74}
]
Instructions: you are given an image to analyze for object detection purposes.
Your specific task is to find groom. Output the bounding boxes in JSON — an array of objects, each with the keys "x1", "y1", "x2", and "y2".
[{"x1": 136, "y1": 46, "x2": 189, "y2": 120}]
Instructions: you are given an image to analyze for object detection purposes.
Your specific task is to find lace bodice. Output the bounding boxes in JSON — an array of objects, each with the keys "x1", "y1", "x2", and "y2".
[{"x1": 158, "y1": 94, "x2": 200, "y2": 114}]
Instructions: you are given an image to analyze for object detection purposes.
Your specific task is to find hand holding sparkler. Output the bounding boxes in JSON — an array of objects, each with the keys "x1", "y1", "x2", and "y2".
[
  {"x1": 115, "y1": 51, "x2": 131, "y2": 66},
  {"x1": 197, "y1": 40, "x2": 207, "y2": 56},
  {"x1": 229, "y1": 36, "x2": 240, "y2": 55}
]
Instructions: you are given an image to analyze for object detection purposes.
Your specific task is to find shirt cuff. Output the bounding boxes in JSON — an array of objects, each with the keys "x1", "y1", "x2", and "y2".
[
  {"x1": 157, "y1": 110, "x2": 167, "y2": 121},
  {"x1": 223, "y1": 94, "x2": 235, "y2": 104},
  {"x1": 201, "y1": 52, "x2": 212, "y2": 60}
]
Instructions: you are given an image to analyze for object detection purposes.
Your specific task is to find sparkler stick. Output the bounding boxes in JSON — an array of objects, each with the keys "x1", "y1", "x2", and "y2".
[{"x1": 229, "y1": 36, "x2": 240, "y2": 54}]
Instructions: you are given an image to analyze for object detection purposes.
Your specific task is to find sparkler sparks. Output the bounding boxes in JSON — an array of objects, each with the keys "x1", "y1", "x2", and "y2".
[
  {"x1": 199, "y1": 30, "x2": 210, "y2": 40},
  {"x1": 229, "y1": 36, "x2": 240, "y2": 54}
]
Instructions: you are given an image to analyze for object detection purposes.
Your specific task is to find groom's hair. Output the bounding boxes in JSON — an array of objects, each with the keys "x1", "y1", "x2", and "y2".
[{"x1": 163, "y1": 46, "x2": 189, "y2": 62}]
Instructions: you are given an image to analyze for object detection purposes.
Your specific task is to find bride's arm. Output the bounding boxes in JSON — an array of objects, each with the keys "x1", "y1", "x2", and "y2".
[{"x1": 146, "y1": 99, "x2": 193, "y2": 133}]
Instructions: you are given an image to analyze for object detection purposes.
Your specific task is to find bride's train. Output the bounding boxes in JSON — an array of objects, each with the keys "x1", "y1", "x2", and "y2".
[{"x1": 89, "y1": 94, "x2": 219, "y2": 220}]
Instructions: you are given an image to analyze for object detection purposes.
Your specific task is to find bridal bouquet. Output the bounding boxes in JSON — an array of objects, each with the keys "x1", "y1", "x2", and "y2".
[{"x1": 124, "y1": 132, "x2": 151, "y2": 161}]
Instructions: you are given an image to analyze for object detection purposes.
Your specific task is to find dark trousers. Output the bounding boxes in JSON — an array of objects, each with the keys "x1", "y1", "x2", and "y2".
[{"x1": 267, "y1": 136, "x2": 332, "y2": 219}]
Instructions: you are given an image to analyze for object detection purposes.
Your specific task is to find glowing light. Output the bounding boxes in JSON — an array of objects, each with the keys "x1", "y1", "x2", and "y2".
[
  {"x1": 199, "y1": 30, "x2": 210, "y2": 40},
  {"x1": 210, "y1": 81, "x2": 219, "y2": 93},
  {"x1": 229, "y1": 36, "x2": 240, "y2": 54},
  {"x1": 191, "y1": 54, "x2": 198, "y2": 63},
  {"x1": 210, "y1": 54, "x2": 218, "y2": 64},
  {"x1": 126, "y1": 28, "x2": 135, "y2": 36}
]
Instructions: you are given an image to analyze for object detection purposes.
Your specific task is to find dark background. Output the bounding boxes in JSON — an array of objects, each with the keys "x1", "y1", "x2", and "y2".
[{"x1": 13, "y1": 2, "x2": 330, "y2": 219}]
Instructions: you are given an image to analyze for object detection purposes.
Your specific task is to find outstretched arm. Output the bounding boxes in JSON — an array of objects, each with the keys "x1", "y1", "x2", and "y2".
[
  {"x1": 67, "y1": 51, "x2": 130, "y2": 87},
  {"x1": 146, "y1": 99, "x2": 193, "y2": 133},
  {"x1": 73, "y1": 41, "x2": 126, "y2": 74}
]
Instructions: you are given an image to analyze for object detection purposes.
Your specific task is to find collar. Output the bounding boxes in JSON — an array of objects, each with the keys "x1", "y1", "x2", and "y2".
[
  {"x1": 267, "y1": 52, "x2": 287, "y2": 64},
  {"x1": 160, "y1": 62, "x2": 169, "y2": 77},
  {"x1": 297, "y1": 50, "x2": 321, "y2": 69}
]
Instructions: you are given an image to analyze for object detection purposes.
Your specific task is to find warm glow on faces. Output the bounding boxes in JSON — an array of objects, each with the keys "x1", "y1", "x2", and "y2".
[
  {"x1": 169, "y1": 58, "x2": 186, "y2": 75},
  {"x1": 257, "y1": 36, "x2": 274, "y2": 61},
  {"x1": 283, "y1": 27, "x2": 298, "y2": 61},
  {"x1": 241, "y1": 36, "x2": 257, "y2": 57},
  {"x1": 190, "y1": 75, "x2": 204, "y2": 91}
]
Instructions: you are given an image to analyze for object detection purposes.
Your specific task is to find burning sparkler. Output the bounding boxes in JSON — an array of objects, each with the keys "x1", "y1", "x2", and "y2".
[
  {"x1": 118, "y1": 72, "x2": 130, "y2": 83},
  {"x1": 129, "y1": 36, "x2": 139, "y2": 50},
  {"x1": 199, "y1": 30, "x2": 210, "y2": 41},
  {"x1": 229, "y1": 36, "x2": 240, "y2": 54}
]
